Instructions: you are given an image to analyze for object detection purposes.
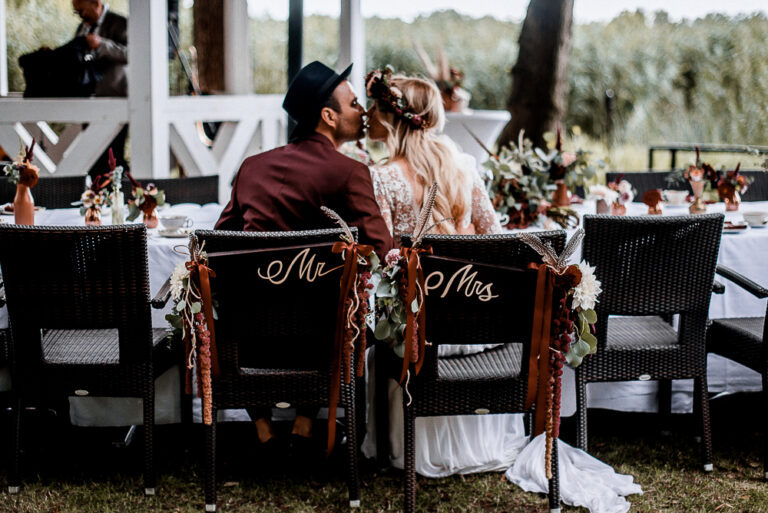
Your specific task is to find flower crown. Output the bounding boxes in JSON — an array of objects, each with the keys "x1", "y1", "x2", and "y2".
[{"x1": 365, "y1": 66, "x2": 430, "y2": 130}]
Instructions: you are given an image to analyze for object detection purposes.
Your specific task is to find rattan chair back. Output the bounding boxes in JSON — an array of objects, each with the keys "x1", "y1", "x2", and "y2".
[
  {"x1": 122, "y1": 175, "x2": 219, "y2": 205},
  {"x1": 606, "y1": 171, "x2": 689, "y2": 201},
  {"x1": 0, "y1": 224, "x2": 166, "y2": 495},
  {"x1": 0, "y1": 175, "x2": 87, "y2": 209},
  {"x1": 194, "y1": 227, "x2": 361, "y2": 510}
]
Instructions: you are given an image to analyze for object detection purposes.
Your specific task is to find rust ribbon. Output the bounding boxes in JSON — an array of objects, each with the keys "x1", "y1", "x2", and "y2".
[
  {"x1": 398, "y1": 245, "x2": 433, "y2": 384},
  {"x1": 524, "y1": 263, "x2": 555, "y2": 437},
  {"x1": 326, "y1": 240, "x2": 374, "y2": 456},
  {"x1": 184, "y1": 260, "x2": 221, "y2": 402}
]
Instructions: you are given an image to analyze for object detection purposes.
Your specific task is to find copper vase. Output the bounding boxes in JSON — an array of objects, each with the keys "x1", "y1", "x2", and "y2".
[
  {"x1": 689, "y1": 181, "x2": 706, "y2": 214},
  {"x1": 142, "y1": 209, "x2": 159, "y2": 228},
  {"x1": 13, "y1": 184, "x2": 34, "y2": 225},
  {"x1": 85, "y1": 207, "x2": 102, "y2": 226},
  {"x1": 596, "y1": 199, "x2": 610, "y2": 214},
  {"x1": 724, "y1": 191, "x2": 741, "y2": 212},
  {"x1": 611, "y1": 202, "x2": 626, "y2": 216},
  {"x1": 552, "y1": 181, "x2": 570, "y2": 207}
]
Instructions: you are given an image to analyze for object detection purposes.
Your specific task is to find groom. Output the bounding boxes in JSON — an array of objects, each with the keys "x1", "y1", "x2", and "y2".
[
  {"x1": 215, "y1": 61, "x2": 392, "y2": 257},
  {"x1": 215, "y1": 61, "x2": 392, "y2": 451}
]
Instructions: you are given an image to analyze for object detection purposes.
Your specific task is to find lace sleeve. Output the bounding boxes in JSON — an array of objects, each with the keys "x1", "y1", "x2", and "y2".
[
  {"x1": 470, "y1": 171, "x2": 502, "y2": 234},
  {"x1": 369, "y1": 167, "x2": 394, "y2": 237}
]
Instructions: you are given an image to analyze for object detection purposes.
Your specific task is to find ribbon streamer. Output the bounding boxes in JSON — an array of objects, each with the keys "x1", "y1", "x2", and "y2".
[
  {"x1": 326, "y1": 240, "x2": 374, "y2": 456},
  {"x1": 398, "y1": 245, "x2": 433, "y2": 384}
]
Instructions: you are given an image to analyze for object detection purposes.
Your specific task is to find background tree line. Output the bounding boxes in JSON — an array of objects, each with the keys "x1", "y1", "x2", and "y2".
[{"x1": 6, "y1": 2, "x2": 768, "y2": 153}]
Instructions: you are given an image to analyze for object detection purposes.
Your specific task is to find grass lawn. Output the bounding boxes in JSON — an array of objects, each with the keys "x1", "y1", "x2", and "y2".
[{"x1": 1, "y1": 393, "x2": 766, "y2": 512}]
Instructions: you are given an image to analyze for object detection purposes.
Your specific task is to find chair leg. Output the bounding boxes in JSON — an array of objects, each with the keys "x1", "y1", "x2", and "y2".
[
  {"x1": 143, "y1": 386, "x2": 156, "y2": 495},
  {"x1": 204, "y1": 407, "x2": 217, "y2": 512},
  {"x1": 375, "y1": 345, "x2": 391, "y2": 468},
  {"x1": 658, "y1": 379, "x2": 672, "y2": 435},
  {"x1": 763, "y1": 370, "x2": 768, "y2": 480},
  {"x1": 575, "y1": 371, "x2": 588, "y2": 451},
  {"x1": 694, "y1": 376, "x2": 713, "y2": 471},
  {"x1": 548, "y1": 436, "x2": 561, "y2": 513},
  {"x1": 403, "y1": 395, "x2": 416, "y2": 513},
  {"x1": 344, "y1": 398, "x2": 361, "y2": 507},
  {"x1": 8, "y1": 395, "x2": 21, "y2": 494}
]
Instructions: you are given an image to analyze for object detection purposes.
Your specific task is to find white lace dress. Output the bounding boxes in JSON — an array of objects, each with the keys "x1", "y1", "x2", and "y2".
[{"x1": 361, "y1": 158, "x2": 529, "y2": 477}]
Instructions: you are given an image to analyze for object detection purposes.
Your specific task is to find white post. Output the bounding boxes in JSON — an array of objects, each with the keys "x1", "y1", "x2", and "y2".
[
  {"x1": 339, "y1": 0, "x2": 365, "y2": 98},
  {"x1": 223, "y1": 0, "x2": 252, "y2": 94},
  {"x1": 0, "y1": 0, "x2": 8, "y2": 96},
  {"x1": 128, "y1": 0, "x2": 169, "y2": 178}
]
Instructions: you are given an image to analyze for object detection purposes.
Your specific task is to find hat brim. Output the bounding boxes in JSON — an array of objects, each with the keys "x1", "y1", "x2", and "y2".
[{"x1": 288, "y1": 64, "x2": 354, "y2": 142}]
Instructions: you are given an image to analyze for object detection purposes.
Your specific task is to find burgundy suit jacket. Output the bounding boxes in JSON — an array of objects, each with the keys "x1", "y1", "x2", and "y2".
[{"x1": 215, "y1": 133, "x2": 393, "y2": 256}]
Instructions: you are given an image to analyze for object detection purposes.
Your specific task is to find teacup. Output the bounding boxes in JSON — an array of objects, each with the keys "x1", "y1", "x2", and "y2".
[
  {"x1": 663, "y1": 189, "x2": 688, "y2": 205},
  {"x1": 743, "y1": 211, "x2": 768, "y2": 227},
  {"x1": 160, "y1": 215, "x2": 193, "y2": 232}
]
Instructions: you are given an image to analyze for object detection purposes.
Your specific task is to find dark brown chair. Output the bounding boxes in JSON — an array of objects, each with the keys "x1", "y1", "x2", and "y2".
[
  {"x1": 706, "y1": 265, "x2": 768, "y2": 479},
  {"x1": 194, "y1": 228, "x2": 362, "y2": 511},
  {"x1": 121, "y1": 175, "x2": 220, "y2": 205},
  {"x1": 577, "y1": 213, "x2": 724, "y2": 471},
  {"x1": 396, "y1": 231, "x2": 566, "y2": 513},
  {"x1": 606, "y1": 171, "x2": 689, "y2": 201},
  {"x1": 0, "y1": 224, "x2": 179, "y2": 495},
  {"x1": 1, "y1": 175, "x2": 87, "y2": 209}
]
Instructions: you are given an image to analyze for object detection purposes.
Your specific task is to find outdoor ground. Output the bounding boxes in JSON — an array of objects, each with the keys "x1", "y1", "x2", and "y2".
[{"x1": 0, "y1": 393, "x2": 766, "y2": 512}]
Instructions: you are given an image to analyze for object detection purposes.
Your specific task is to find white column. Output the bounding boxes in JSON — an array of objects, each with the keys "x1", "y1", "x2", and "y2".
[
  {"x1": 223, "y1": 0, "x2": 252, "y2": 94},
  {"x1": 339, "y1": 0, "x2": 365, "y2": 98},
  {"x1": 0, "y1": 0, "x2": 8, "y2": 96},
  {"x1": 128, "y1": 0, "x2": 169, "y2": 178}
]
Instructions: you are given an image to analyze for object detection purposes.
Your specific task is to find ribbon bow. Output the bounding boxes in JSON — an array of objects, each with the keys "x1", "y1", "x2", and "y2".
[
  {"x1": 322, "y1": 206, "x2": 375, "y2": 457},
  {"x1": 398, "y1": 244, "x2": 433, "y2": 384}
]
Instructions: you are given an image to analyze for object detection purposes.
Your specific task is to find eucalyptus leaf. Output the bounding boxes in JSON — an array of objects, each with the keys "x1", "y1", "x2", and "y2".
[
  {"x1": 190, "y1": 301, "x2": 202, "y2": 314},
  {"x1": 376, "y1": 280, "x2": 393, "y2": 297},
  {"x1": 565, "y1": 350, "x2": 583, "y2": 368},
  {"x1": 177, "y1": 299, "x2": 186, "y2": 311},
  {"x1": 573, "y1": 339, "x2": 591, "y2": 357},
  {"x1": 582, "y1": 309, "x2": 597, "y2": 324},
  {"x1": 374, "y1": 320, "x2": 391, "y2": 340},
  {"x1": 393, "y1": 342, "x2": 405, "y2": 359},
  {"x1": 411, "y1": 298, "x2": 419, "y2": 313}
]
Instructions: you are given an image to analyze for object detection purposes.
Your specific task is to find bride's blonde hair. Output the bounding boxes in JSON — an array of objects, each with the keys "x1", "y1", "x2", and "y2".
[{"x1": 377, "y1": 75, "x2": 470, "y2": 234}]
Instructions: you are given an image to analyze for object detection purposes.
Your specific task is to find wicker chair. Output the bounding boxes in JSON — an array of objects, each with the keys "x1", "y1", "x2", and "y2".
[
  {"x1": 395, "y1": 231, "x2": 566, "y2": 513},
  {"x1": 121, "y1": 175, "x2": 220, "y2": 205},
  {"x1": 740, "y1": 171, "x2": 768, "y2": 201},
  {"x1": 0, "y1": 224, "x2": 179, "y2": 495},
  {"x1": 194, "y1": 228, "x2": 362, "y2": 511},
  {"x1": 577, "y1": 214, "x2": 724, "y2": 471},
  {"x1": 706, "y1": 265, "x2": 768, "y2": 479},
  {"x1": 1, "y1": 175, "x2": 87, "y2": 209}
]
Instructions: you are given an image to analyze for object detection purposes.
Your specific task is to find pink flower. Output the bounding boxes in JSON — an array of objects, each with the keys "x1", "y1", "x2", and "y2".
[{"x1": 385, "y1": 248, "x2": 401, "y2": 267}]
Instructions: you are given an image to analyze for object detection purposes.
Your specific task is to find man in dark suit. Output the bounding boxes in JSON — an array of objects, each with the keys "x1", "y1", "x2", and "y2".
[
  {"x1": 215, "y1": 61, "x2": 392, "y2": 452},
  {"x1": 72, "y1": 0, "x2": 129, "y2": 176},
  {"x1": 216, "y1": 61, "x2": 392, "y2": 258}
]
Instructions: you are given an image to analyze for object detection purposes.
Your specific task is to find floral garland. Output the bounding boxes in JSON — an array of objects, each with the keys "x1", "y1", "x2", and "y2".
[
  {"x1": 373, "y1": 248, "x2": 409, "y2": 357},
  {"x1": 166, "y1": 237, "x2": 219, "y2": 425},
  {"x1": 365, "y1": 65, "x2": 430, "y2": 129},
  {"x1": 519, "y1": 230, "x2": 601, "y2": 478},
  {"x1": 3, "y1": 139, "x2": 39, "y2": 188}
]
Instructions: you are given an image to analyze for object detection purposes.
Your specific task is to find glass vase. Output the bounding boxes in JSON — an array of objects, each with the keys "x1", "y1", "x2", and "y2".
[
  {"x1": 111, "y1": 191, "x2": 125, "y2": 225},
  {"x1": 13, "y1": 184, "x2": 35, "y2": 225},
  {"x1": 596, "y1": 199, "x2": 610, "y2": 214}
]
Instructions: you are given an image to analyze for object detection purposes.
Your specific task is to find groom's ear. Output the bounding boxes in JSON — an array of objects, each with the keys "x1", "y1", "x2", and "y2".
[{"x1": 319, "y1": 106, "x2": 339, "y2": 129}]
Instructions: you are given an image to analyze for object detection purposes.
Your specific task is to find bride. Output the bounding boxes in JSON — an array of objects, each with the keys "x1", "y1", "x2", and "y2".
[{"x1": 360, "y1": 67, "x2": 529, "y2": 477}]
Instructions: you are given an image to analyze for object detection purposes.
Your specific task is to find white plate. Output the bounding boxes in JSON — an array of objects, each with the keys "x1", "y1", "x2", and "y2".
[
  {"x1": 0, "y1": 203, "x2": 46, "y2": 215},
  {"x1": 157, "y1": 228, "x2": 192, "y2": 238},
  {"x1": 748, "y1": 223, "x2": 767, "y2": 229}
]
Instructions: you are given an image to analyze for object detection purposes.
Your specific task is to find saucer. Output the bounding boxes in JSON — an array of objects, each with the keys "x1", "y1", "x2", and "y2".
[
  {"x1": 747, "y1": 223, "x2": 767, "y2": 229},
  {"x1": 158, "y1": 228, "x2": 192, "y2": 238}
]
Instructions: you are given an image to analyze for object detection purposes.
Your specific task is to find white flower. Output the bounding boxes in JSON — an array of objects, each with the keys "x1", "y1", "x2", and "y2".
[
  {"x1": 572, "y1": 261, "x2": 601, "y2": 311},
  {"x1": 618, "y1": 180, "x2": 634, "y2": 202},
  {"x1": 170, "y1": 260, "x2": 190, "y2": 302},
  {"x1": 385, "y1": 248, "x2": 401, "y2": 268},
  {"x1": 587, "y1": 185, "x2": 619, "y2": 203}
]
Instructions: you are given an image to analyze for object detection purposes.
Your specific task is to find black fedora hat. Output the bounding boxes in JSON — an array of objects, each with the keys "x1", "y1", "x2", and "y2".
[{"x1": 283, "y1": 61, "x2": 353, "y2": 139}]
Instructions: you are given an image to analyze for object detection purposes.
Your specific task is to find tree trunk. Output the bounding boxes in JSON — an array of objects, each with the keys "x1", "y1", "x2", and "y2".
[
  {"x1": 497, "y1": 0, "x2": 574, "y2": 150},
  {"x1": 193, "y1": 0, "x2": 225, "y2": 93}
]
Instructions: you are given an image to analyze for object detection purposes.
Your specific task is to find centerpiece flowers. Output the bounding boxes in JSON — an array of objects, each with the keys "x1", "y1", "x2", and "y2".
[
  {"x1": 483, "y1": 129, "x2": 593, "y2": 229},
  {"x1": 606, "y1": 176, "x2": 634, "y2": 215},
  {"x1": 667, "y1": 146, "x2": 720, "y2": 211},
  {"x1": 126, "y1": 174, "x2": 166, "y2": 228},
  {"x1": 79, "y1": 175, "x2": 108, "y2": 226},
  {"x1": 3, "y1": 139, "x2": 39, "y2": 225},
  {"x1": 414, "y1": 41, "x2": 470, "y2": 112},
  {"x1": 717, "y1": 163, "x2": 751, "y2": 211}
]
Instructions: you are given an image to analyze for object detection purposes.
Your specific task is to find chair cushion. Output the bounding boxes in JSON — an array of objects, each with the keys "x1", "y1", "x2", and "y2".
[
  {"x1": 42, "y1": 328, "x2": 171, "y2": 365},
  {"x1": 605, "y1": 316, "x2": 678, "y2": 350},
  {"x1": 438, "y1": 343, "x2": 523, "y2": 381},
  {"x1": 707, "y1": 316, "x2": 764, "y2": 370}
]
